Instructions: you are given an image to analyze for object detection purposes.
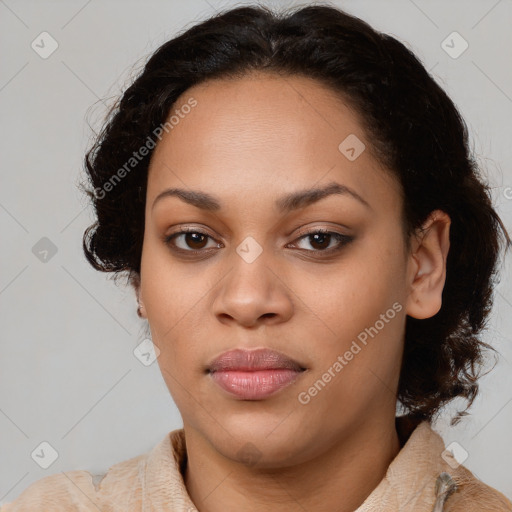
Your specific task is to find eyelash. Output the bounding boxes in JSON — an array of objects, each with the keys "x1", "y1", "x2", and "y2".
[{"x1": 163, "y1": 227, "x2": 354, "y2": 257}]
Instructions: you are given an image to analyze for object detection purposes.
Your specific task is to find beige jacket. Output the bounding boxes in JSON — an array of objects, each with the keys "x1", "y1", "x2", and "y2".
[{"x1": 2, "y1": 418, "x2": 511, "y2": 511}]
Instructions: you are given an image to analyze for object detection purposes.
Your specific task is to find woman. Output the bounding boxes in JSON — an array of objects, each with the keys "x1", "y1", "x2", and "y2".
[{"x1": 4, "y1": 3, "x2": 511, "y2": 511}]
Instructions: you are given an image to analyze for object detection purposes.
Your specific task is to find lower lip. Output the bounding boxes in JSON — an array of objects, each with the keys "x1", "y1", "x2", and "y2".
[{"x1": 209, "y1": 369, "x2": 303, "y2": 400}]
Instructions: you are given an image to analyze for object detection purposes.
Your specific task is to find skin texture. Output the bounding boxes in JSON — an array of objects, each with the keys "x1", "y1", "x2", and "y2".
[{"x1": 137, "y1": 72, "x2": 451, "y2": 512}]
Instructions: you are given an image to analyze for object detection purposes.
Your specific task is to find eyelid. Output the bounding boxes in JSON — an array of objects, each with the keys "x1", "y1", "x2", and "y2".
[{"x1": 292, "y1": 225, "x2": 349, "y2": 238}]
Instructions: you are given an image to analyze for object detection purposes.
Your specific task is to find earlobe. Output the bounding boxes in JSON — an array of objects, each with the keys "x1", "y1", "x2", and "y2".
[
  {"x1": 137, "y1": 299, "x2": 147, "y2": 319},
  {"x1": 405, "y1": 210, "x2": 451, "y2": 320},
  {"x1": 134, "y1": 278, "x2": 148, "y2": 319}
]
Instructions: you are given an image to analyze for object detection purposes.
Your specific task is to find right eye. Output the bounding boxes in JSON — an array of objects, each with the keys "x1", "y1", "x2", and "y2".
[{"x1": 164, "y1": 228, "x2": 223, "y2": 254}]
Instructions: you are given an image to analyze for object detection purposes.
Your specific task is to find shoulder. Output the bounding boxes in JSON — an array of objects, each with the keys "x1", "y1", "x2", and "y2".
[
  {"x1": 446, "y1": 463, "x2": 512, "y2": 512},
  {"x1": 1, "y1": 452, "x2": 147, "y2": 511},
  {"x1": 388, "y1": 418, "x2": 512, "y2": 511}
]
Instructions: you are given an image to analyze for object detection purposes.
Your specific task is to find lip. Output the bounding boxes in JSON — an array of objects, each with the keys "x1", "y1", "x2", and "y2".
[{"x1": 207, "y1": 348, "x2": 306, "y2": 400}]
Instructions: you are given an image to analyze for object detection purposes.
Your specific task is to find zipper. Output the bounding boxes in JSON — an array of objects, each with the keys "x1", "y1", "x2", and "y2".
[{"x1": 431, "y1": 472, "x2": 458, "y2": 512}]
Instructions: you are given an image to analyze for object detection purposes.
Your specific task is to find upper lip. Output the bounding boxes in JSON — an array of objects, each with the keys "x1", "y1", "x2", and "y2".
[{"x1": 208, "y1": 348, "x2": 306, "y2": 373}]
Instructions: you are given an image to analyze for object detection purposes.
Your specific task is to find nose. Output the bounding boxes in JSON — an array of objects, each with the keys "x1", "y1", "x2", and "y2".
[{"x1": 211, "y1": 249, "x2": 294, "y2": 328}]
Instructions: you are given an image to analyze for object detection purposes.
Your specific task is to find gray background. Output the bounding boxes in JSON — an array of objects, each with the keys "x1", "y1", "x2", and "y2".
[{"x1": 1, "y1": 0, "x2": 511, "y2": 504}]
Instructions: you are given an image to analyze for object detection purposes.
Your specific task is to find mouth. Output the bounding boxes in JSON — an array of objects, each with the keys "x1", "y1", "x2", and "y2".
[{"x1": 207, "y1": 348, "x2": 307, "y2": 400}]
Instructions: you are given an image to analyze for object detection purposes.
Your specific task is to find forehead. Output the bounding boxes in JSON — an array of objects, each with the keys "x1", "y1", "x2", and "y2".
[{"x1": 147, "y1": 72, "x2": 400, "y2": 212}]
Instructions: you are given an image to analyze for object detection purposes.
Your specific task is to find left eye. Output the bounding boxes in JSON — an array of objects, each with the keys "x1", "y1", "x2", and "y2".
[{"x1": 290, "y1": 230, "x2": 353, "y2": 252}]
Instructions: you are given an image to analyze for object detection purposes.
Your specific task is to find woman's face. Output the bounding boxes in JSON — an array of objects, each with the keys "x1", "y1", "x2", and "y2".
[{"x1": 139, "y1": 72, "x2": 415, "y2": 467}]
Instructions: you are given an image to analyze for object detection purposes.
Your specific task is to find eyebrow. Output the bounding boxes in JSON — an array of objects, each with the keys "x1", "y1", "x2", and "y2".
[{"x1": 151, "y1": 181, "x2": 371, "y2": 213}]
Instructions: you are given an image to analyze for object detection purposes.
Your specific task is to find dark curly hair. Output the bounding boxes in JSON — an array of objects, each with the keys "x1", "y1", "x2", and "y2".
[{"x1": 81, "y1": 4, "x2": 511, "y2": 424}]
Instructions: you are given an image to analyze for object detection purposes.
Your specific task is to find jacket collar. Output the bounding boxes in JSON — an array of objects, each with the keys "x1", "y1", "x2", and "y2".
[
  {"x1": 142, "y1": 417, "x2": 457, "y2": 511},
  {"x1": 353, "y1": 418, "x2": 457, "y2": 511}
]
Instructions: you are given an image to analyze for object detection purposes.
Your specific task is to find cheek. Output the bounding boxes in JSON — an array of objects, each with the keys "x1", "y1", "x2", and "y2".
[
  {"x1": 295, "y1": 251, "x2": 406, "y2": 414},
  {"x1": 335, "y1": 233, "x2": 406, "y2": 371},
  {"x1": 139, "y1": 241, "x2": 209, "y2": 374},
  {"x1": 293, "y1": 233, "x2": 405, "y2": 345},
  {"x1": 141, "y1": 236, "x2": 209, "y2": 326}
]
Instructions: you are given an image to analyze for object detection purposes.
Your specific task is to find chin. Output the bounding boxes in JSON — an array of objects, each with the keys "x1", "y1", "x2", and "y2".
[{"x1": 204, "y1": 414, "x2": 320, "y2": 468}]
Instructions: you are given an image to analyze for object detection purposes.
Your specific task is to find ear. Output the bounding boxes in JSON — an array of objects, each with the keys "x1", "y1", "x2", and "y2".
[
  {"x1": 131, "y1": 272, "x2": 147, "y2": 319},
  {"x1": 405, "y1": 209, "x2": 451, "y2": 319},
  {"x1": 137, "y1": 291, "x2": 147, "y2": 319}
]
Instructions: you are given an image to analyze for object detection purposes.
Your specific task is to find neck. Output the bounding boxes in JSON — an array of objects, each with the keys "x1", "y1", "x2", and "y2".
[{"x1": 183, "y1": 418, "x2": 401, "y2": 512}]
